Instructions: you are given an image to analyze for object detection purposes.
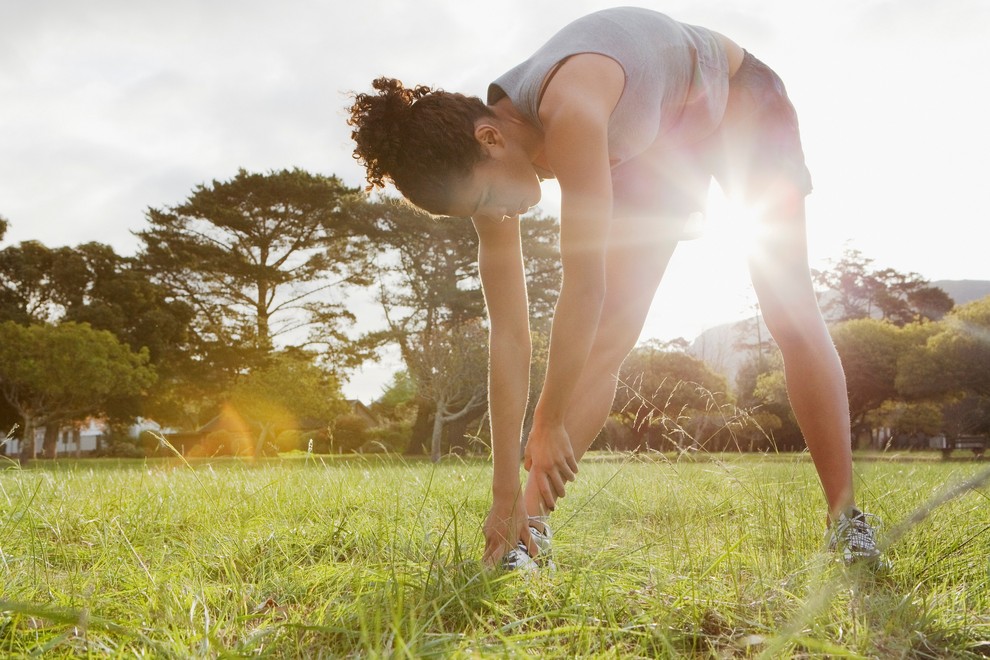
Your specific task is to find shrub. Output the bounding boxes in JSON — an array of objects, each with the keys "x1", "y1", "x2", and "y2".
[
  {"x1": 364, "y1": 420, "x2": 412, "y2": 453},
  {"x1": 331, "y1": 414, "x2": 372, "y2": 453}
]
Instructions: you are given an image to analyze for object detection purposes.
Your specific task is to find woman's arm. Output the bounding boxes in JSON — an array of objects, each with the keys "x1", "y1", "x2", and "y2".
[
  {"x1": 473, "y1": 214, "x2": 536, "y2": 565},
  {"x1": 526, "y1": 54, "x2": 625, "y2": 510}
]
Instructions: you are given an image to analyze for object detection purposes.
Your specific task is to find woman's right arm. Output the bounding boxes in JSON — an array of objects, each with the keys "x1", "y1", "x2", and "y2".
[{"x1": 473, "y1": 215, "x2": 534, "y2": 565}]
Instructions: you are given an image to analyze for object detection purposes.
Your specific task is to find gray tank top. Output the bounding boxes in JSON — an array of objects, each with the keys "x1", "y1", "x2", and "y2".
[{"x1": 488, "y1": 7, "x2": 730, "y2": 167}]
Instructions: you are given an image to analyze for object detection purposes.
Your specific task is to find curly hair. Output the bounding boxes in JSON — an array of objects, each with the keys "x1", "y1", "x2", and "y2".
[{"x1": 347, "y1": 77, "x2": 493, "y2": 215}]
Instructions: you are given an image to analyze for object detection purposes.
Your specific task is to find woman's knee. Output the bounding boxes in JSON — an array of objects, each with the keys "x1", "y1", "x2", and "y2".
[{"x1": 762, "y1": 301, "x2": 830, "y2": 353}]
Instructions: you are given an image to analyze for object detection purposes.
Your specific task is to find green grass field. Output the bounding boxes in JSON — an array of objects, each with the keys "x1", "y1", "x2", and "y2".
[{"x1": 1, "y1": 452, "x2": 988, "y2": 658}]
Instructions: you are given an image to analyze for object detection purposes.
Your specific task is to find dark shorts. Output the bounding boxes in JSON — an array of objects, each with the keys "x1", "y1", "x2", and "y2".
[{"x1": 611, "y1": 51, "x2": 813, "y2": 227}]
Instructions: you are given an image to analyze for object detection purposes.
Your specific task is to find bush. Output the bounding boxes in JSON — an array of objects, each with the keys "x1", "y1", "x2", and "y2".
[
  {"x1": 331, "y1": 414, "x2": 372, "y2": 453},
  {"x1": 275, "y1": 429, "x2": 328, "y2": 454},
  {"x1": 275, "y1": 430, "x2": 305, "y2": 453},
  {"x1": 186, "y1": 430, "x2": 254, "y2": 457},
  {"x1": 364, "y1": 420, "x2": 412, "y2": 453},
  {"x1": 92, "y1": 439, "x2": 146, "y2": 459}
]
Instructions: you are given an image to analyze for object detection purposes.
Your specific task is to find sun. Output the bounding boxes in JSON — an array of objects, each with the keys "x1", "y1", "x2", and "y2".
[
  {"x1": 636, "y1": 184, "x2": 765, "y2": 344},
  {"x1": 702, "y1": 183, "x2": 763, "y2": 258}
]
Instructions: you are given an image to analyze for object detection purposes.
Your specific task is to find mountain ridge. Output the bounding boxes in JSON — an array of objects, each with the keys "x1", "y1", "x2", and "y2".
[{"x1": 687, "y1": 279, "x2": 990, "y2": 386}]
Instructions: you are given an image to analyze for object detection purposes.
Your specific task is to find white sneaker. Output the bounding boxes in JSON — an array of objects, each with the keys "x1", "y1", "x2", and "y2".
[
  {"x1": 529, "y1": 519, "x2": 556, "y2": 571},
  {"x1": 500, "y1": 542, "x2": 538, "y2": 571},
  {"x1": 827, "y1": 506, "x2": 889, "y2": 568}
]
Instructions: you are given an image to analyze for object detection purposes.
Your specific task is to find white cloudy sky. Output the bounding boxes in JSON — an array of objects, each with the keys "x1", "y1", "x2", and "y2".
[{"x1": 2, "y1": 0, "x2": 988, "y2": 398}]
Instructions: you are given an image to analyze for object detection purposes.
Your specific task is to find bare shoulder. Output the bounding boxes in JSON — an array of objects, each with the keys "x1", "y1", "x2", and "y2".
[{"x1": 538, "y1": 53, "x2": 624, "y2": 126}]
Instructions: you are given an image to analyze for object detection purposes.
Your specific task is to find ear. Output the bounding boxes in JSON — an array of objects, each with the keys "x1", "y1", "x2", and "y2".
[{"x1": 474, "y1": 122, "x2": 504, "y2": 150}]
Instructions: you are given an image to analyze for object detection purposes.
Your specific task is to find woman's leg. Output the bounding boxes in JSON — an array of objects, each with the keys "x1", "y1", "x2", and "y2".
[
  {"x1": 717, "y1": 52, "x2": 855, "y2": 521},
  {"x1": 747, "y1": 189, "x2": 854, "y2": 519},
  {"x1": 524, "y1": 216, "x2": 681, "y2": 518}
]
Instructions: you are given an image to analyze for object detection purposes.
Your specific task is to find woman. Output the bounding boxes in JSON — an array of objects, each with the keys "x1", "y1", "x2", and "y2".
[{"x1": 348, "y1": 7, "x2": 883, "y2": 569}]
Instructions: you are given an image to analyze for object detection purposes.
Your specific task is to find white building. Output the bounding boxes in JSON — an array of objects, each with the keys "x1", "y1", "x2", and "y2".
[{"x1": 2, "y1": 418, "x2": 171, "y2": 458}]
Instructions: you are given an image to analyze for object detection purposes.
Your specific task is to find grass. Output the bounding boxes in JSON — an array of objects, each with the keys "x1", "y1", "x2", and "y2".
[{"x1": 0, "y1": 451, "x2": 988, "y2": 658}]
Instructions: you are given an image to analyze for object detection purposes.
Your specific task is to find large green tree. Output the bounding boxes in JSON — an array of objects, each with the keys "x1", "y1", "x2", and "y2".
[
  {"x1": 832, "y1": 319, "x2": 910, "y2": 437},
  {"x1": 0, "y1": 322, "x2": 156, "y2": 461},
  {"x1": 0, "y1": 240, "x2": 195, "y2": 427},
  {"x1": 0, "y1": 241, "x2": 85, "y2": 324},
  {"x1": 898, "y1": 296, "x2": 990, "y2": 399},
  {"x1": 62, "y1": 244, "x2": 195, "y2": 427},
  {"x1": 136, "y1": 169, "x2": 368, "y2": 382}
]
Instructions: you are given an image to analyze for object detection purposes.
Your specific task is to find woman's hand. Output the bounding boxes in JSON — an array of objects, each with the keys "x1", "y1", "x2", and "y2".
[
  {"x1": 482, "y1": 490, "x2": 535, "y2": 567},
  {"x1": 524, "y1": 421, "x2": 578, "y2": 512}
]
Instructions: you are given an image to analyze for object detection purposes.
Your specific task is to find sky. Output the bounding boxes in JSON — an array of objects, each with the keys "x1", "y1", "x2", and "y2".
[{"x1": 2, "y1": 0, "x2": 989, "y2": 400}]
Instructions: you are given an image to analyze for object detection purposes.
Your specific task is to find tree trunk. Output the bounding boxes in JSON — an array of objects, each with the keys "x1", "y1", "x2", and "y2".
[
  {"x1": 430, "y1": 401, "x2": 446, "y2": 463},
  {"x1": 43, "y1": 423, "x2": 59, "y2": 459},
  {"x1": 19, "y1": 415, "x2": 37, "y2": 465},
  {"x1": 254, "y1": 422, "x2": 274, "y2": 458},
  {"x1": 74, "y1": 426, "x2": 82, "y2": 459},
  {"x1": 447, "y1": 414, "x2": 470, "y2": 454},
  {"x1": 404, "y1": 398, "x2": 433, "y2": 456}
]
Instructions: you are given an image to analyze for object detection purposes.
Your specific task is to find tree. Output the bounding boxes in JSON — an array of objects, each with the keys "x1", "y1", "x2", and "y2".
[
  {"x1": 136, "y1": 168, "x2": 368, "y2": 378},
  {"x1": 227, "y1": 349, "x2": 349, "y2": 456},
  {"x1": 1, "y1": 240, "x2": 197, "y2": 427},
  {"x1": 0, "y1": 241, "x2": 86, "y2": 324},
  {"x1": 374, "y1": 370, "x2": 416, "y2": 420},
  {"x1": 611, "y1": 340, "x2": 736, "y2": 451},
  {"x1": 732, "y1": 348, "x2": 799, "y2": 450},
  {"x1": 831, "y1": 319, "x2": 903, "y2": 436},
  {"x1": 814, "y1": 248, "x2": 953, "y2": 325},
  {"x1": 898, "y1": 296, "x2": 990, "y2": 399},
  {"x1": 0, "y1": 215, "x2": 8, "y2": 242},
  {"x1": 0, "y1": 322, "x2": 156, "y2": 461},
  {"x1": 355, "y1": 198, "x2": 561, "y2": 454},
  {"x1": 406, "y1": 320, "x2": 490, "y2": 461}
]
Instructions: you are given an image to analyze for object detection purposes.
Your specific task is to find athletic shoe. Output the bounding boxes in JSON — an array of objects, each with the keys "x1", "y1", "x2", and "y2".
[
  {"x1": 827, "y1": 506, "x2": 887, "y2": 567},
  {"x1": 528, "y1": 520, "x2": 555, "y2": 571},
  {"x1": 501, "y1": 542, "x2": 538, "y2": 571}
]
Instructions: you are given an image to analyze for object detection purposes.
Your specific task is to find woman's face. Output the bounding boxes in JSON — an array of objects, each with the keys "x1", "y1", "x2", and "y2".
[{"x1": 447, "y1": 134, "x2": 542, "y2": 221}]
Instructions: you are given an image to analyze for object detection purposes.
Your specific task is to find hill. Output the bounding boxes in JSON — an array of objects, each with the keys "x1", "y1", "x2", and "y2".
[
  {"x1": 932, "y1": 280, "x2": 990, "y2": 306},
  {"x1": 688, "y1": 280, "x2": 990, "y2": 389}
]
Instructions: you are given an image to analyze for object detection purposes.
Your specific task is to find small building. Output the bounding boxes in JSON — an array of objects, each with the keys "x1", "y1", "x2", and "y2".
[{"x1": 2, "y1": 418, "x2": 173, "y2": 458}]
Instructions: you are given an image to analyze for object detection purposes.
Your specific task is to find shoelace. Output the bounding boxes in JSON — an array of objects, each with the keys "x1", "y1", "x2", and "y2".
[{"x1": 830, "y1": 510, "x2": 882, "y2": 556}]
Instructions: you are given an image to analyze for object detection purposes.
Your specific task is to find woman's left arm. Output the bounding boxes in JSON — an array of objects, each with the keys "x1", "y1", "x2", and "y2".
[{"x1": 525, "y1": 54, "x2": 624, "y2": 510}]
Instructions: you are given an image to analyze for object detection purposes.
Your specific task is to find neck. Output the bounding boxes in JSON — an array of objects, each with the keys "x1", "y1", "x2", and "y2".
[{"x1": 490, "y1": 99, "x2": 544, "y2": 161}]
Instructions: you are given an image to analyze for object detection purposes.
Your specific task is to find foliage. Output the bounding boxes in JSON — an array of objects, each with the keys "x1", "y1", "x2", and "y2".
[
  {"x1": 898, "y1": 296, "x2": 990, "y2": 399},
  {"x1": 365, "y1": 419, "x2": 412, "y2": 453},
  {"x1": 868, "y1": 400, "x2": 943, "y2": 449},
  {"x1": 330, "y1": 413, "x2": 373, "y2": 453},
  {"x1": 813, "y1": 248, "x2": 953, "y2": 325},
  {"x1": 732, "y1": 349, "x2": 802, "y2": 450},
  {"x1": 0, "y1": 321, "x2": 156, "y2": 460},
  {"x1": 228, "y1": 349, "x2": 349, "y2": 453},
  {"x1": 373, "y1": 370, "x2": 417, "y2": 420},
  {"x1": 608, "y1": 341, "x2": 743, "y2": 451},
  {"x1": 136, "y1": 168, "x2": 368, "y2": 385},
  {"x1": 406, "y1": 320, "x2": 489, "y2": 462},
  {"x1": 354, "y1": 198, "x2": 561, "y2": 455},
  {"x1": 831, "y1": 319, "x2": 915, "y2": 434},
  {"x1": 0, "y1": 240, "x2": 84, "y2": 324},
  {"x1": 0, "y1": 240, "x2": 196, "y2": 426}
]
